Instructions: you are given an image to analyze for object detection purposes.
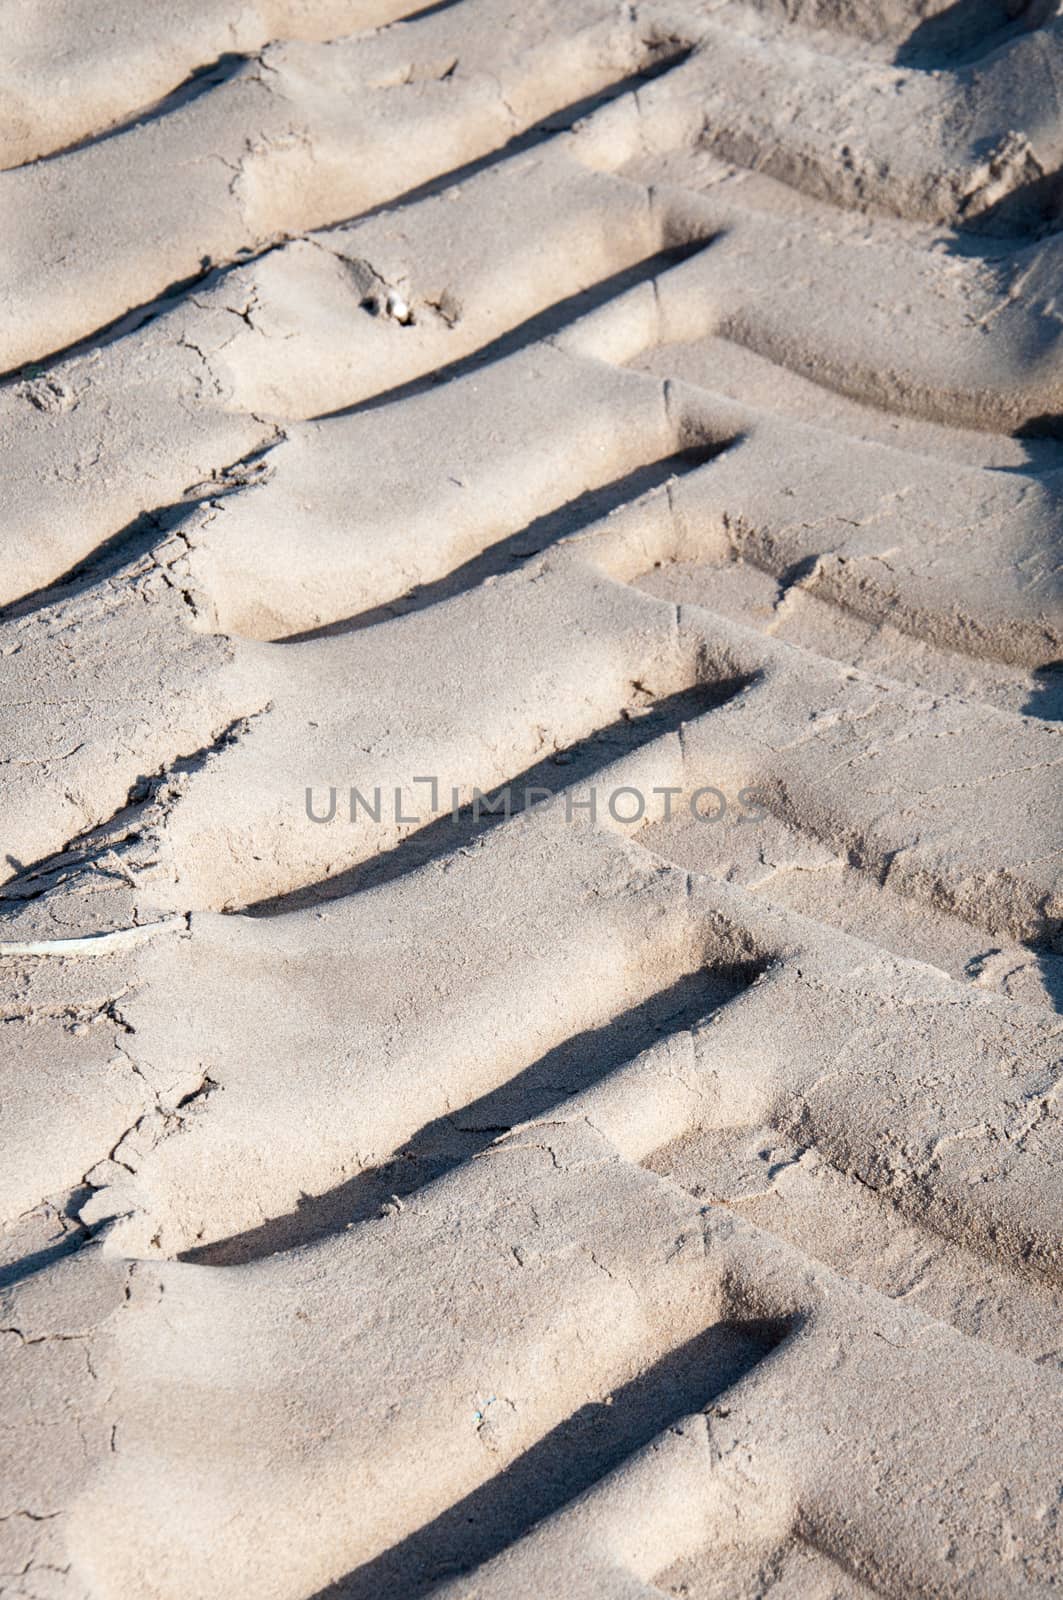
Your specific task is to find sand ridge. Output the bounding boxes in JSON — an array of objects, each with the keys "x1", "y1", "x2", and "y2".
[{"x1": 1, "y1": 0, "x2": 1061, "y2": 1595}]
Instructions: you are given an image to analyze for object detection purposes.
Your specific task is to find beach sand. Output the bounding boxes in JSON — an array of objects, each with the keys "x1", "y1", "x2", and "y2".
[{"x1": 1, "y1": 0, "x2": 1061, "y2": 1594}]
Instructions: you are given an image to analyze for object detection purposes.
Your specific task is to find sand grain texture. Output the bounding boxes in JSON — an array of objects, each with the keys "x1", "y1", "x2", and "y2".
[{"x1": 1, "y1": 0, "x2": 1061, "y2": 1596}]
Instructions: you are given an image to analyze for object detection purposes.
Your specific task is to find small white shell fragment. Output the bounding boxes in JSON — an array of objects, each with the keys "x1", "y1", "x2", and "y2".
[{"x1": 0, "y1": 918, "x2": 185, "y2": 958}]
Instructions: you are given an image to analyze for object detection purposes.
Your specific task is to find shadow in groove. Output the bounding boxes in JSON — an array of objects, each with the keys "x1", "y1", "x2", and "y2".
[
  {"x1": 183, "y1": 959, "x2": 763, "y2": 1266},
  {"x1": 319, "y1": 237, "x2": 717, "y2": 422},
  {"x1": 0, "y1": 499, "x2": 199, "y2": 625},
  {"x1": 243, "y1": 674, "x2": 755, "y2": 914},
  {"x1": 0, "y1": 43, "x2": 694, "y2": 384},
  {"x1": 895, "y1": 0, "x2": 1057, "y2": 67},
  {"x1": 280, "y1": 438, "x2": 737, "y2": 643},
  {"x1": 0, "y1": 1191, "x2": 93, "y2": 1291},
  {"x1": 21, "y1": 53, "x2": 249, "y2": 172},
  {"x1": 351, "y1": 42, "x2": 696, "y2": 227},
  {"x1": 402, "y1": 0, "x2": 466, "y2": 19},
  {"x1": 308, "y1": 1318, "x2": 792, "y2": 1600},
  {"x1": 1031, "y1": 947, "x2": 1063, "y2": 1011},
  {"x1": 1024, "y1": 660, "x2": 1063, "y2": 722},
  {"x1": 0, "y1": 714, "x2": 254, "y2": 923},
  {"x1": 0, "y1": 440, "x2": 277, "y2": 624},
  {"x1": 1, "y1": 246, "x2": 724, "y2": 625},
  {"x1": 953, "y1": 164, "x2": 1063, "y2": 242},
  {"x1": 1015, "y1": 411, "x2": 1063, "y2": 443}
]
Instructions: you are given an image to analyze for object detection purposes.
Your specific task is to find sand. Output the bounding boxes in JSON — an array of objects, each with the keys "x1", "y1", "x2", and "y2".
[{"x1": 1, "y1": 0, "x2": 1061, "y2": 1595}]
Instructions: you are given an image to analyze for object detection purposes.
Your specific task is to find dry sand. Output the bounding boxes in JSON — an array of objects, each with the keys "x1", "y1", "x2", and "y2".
[{"x1": 1, "y1": 0, "x2": 1062, "y2": 1595}]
